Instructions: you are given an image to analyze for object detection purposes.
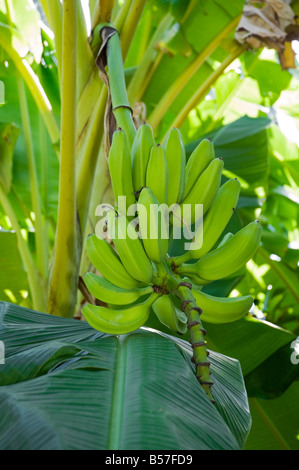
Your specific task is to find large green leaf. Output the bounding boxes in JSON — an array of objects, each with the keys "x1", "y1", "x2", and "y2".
[
  {"x1": 205, "y1": 315, "x2": 296, "y2": 378},
  {"x1": 0, "y1": 301, "x2": 251, "y2": 450},
  {"x1": 203, "y1": 314, "x2": 299, "y2": 449},
  {"x1": 245, "y1": 383, "x2": 299, "y2": 450},
  {"x1": 0, "y1": 230, "x2": 28, "y2": 303},
  {"x1": 241, "y1": 53, "x2": 292, "y2": 107}
]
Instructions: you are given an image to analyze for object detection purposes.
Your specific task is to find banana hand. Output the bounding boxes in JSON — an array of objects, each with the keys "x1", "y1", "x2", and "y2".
[
  {"x1": 86, "y1": 234, "x2": 141, "y2": 289},
  {"x1": 84, "y1": 272, "x2": 154, "y2": 305},
  {"x1": 192, "y1": 289, "x2": 253, "y2": 324},
  {"x1": 179, "y1": 221, "x2": 262, "y2": 282},
  {"x1": 82, "y1": 293, "x2": 160, "y2": 334}
]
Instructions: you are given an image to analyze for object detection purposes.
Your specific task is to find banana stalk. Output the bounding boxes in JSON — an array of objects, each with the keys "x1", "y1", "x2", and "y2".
[
  {"x1": 96, "y1": 27, "x2": 136, "y2": 147},
  {"x1": 165, "y1": 275, "x2": 214, "y2": 403}
]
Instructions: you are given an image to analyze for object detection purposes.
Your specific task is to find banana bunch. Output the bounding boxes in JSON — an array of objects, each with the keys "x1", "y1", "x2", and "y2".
[{"x1": 82, "y1": 124, "x2": 262, "y2": 338}]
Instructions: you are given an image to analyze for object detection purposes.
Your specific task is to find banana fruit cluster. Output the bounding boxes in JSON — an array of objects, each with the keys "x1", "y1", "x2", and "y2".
[{"x1": 82, "y1": 124, "x2": 262, "y2": 337}]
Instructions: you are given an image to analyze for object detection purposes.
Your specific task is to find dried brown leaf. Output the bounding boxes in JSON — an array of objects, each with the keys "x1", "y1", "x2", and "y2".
[{"x1": 236, "y1": 0, "x2": 299, "y2": 68}]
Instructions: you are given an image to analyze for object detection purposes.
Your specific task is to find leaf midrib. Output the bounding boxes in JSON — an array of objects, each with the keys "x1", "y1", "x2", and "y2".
[
  {"x1": 107, "y1": 336, "x2": 127, "y2": 450},
  {"x1": 249, "y1": 398, "x2": 291, "y2": 450}
]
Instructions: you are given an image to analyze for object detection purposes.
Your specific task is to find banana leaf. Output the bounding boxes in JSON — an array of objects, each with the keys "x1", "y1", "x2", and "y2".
[
  {"x1": 245, "y1": 382, "x2": 299, "y2": 450},
  {"x1": 204, "y1": 315, "x2": 299, "y2": 450},
  {"x1": 0, "y1": 301, "x2": 251, "y2": 450},
  {"x1": 0, "y1": 230, "x2": 28, "y2": 303}
]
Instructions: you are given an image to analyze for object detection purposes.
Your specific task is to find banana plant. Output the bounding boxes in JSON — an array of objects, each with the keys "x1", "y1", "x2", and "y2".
[{"x1": 0, "y1": 0, "x2": 299, "y2": 450}]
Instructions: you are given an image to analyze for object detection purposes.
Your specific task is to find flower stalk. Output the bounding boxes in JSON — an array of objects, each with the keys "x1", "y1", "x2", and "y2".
[{"x1": 47, "y1": 0, "x2": 79, "y2": 318}]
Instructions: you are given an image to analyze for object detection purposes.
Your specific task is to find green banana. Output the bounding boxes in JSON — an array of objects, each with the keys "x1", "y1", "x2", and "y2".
[
  {"x1": 183, "y1": 139, "x2": 215, "y2": 200},
  {"x1": 173, "y1": 158, "x2": 224, "y2": 227},
  {"x1": 108, "y1": 128, "x2": 136, "y2": 213},
  {"x1": 163, "y1": 127, "x2": 186, "y2": 205},
  {"x1": 107, "y1": 210, "x2": 154, "y2": 284},
  {"x1": 84, "y1": 272, "x2": 154, "y2": 305},
  {"x1": 189, "y1": 178, "x2": 241, "y2": 258},
  {"x1": 131, "y1": 123, "x2": 156, "y2": 194},
  {"x1": 86, "y1": 234, "x2": 140, "y2": 289},
  {"x1": 152, "y1": 294, "x2": 187, "y2": 334},
  {"x1": 192, "y1": 289, "x2": 253, "y2": 324},
  {"x1": 137, "y1": 187, "x2": 169, "y2": 264},
  {"x1": 82, "y1": 293, "x2": 160, "y2": 334},
  {"x1": 179, "y1": 221, "x2": 262, "y2": 282},
  {"x1": 146, "y1": 144, "x2": 169, "y2": 204}
]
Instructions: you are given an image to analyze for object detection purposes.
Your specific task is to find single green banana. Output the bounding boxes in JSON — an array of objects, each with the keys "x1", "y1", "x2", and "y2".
[
  {"x1": 172, "y1": 158, "x2": 224, "y2": 227},
  {"x1": 189, "y1": 178, "x2": 241, "y2": 258},
  {"x1": 137, "y1": 187, "x2": 169, "y2": 264},
  {"x1": 108, "y1": 128, "x2": 136, "y2": 213},
  {"x1": 86, "y1": 234, "x2": 140, "y2": 289},
  {"x1": 179, "y1": 221, "x2": 262, "y2": 281},
  {"x1": 192, "y1": 289, "x2": 253, "y2": 324},
  {"x1": 183, "y1": 139, "x2": 215, "y2": 200},
  {"x1": 146, "y1": 144, "x2": 169, "y2": 204},
  {"x1": 163, "y1": 127, "x2": 186, "y2": 205},
  {"x1": 152, "y1": 294, "x2": 187, "y2": 335},
  {"x1": 131, "y1": 123, "x2": 156, "y2": 194},
  {"x1": 84, "y1": 272, "x2": 154, "y2": 305},
  {"x1": 107, "y1": 210, "x2": 154, "y2": 284},
  {"x1": 82, "y1": 293, "x2": 160, "y2": 334}
]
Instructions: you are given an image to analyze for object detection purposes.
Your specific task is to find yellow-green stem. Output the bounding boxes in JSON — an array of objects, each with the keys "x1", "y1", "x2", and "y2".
[
  {"x1": 164, "y1": 44, "x2": 244, "y2": 136},
  {"x1": 76, "y1": 85, "x2": 108, "y2": 233},
  {"x1": 113, "y1": 0, "x2": 134, "y2": 32},
  {"x1": 47, "y1": 0, "x2": 78, "y2": 318},
  {"x1": 76, "y1": 0, "x2": 96, "y2": 102},
  {"x1": 119, "y1": 0, "x2": 146, "y2": 62},
  {"x1": 136, "y1": 50, "x2": 163, "y2": 102},
  {"x1": 91, "y1": 0, "x2": 115, "y2": 29},
  {"x1": 127, "y1": 13, "x2": 173, "y2": 105},
  {"x1": 148, "y1": 15, "x2": 242, "y2": 130},
  {"x1": 17, "y1": 77, "x2": 48, "y2": 281},
  {"x1": 39, "y1": 0, "x2": 63, "y2": 80}
]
